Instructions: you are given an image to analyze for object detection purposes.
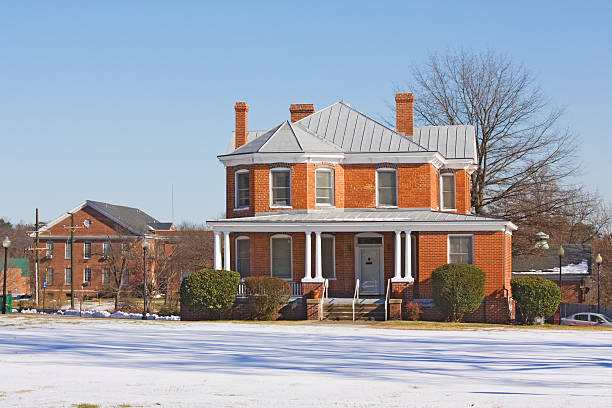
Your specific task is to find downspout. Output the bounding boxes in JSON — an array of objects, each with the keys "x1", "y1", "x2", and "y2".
[{"x1": 502, "y1": 226, "x2": 510, "y2": 320}]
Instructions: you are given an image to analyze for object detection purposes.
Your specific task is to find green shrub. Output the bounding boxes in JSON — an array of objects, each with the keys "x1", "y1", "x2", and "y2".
[
  {"x1": 157, "y1": 304, "x2": 180, "y2": 317},
  {"x1": 404, "y1": 301, "x2": 421, "y2": 321},
  {"x1": 179, "y1": 269, "x2": 240, "y2": 319},
  {"x1": 511, "y1": 276, "x2": 562, "y2": 324},
  {"x1": 432, "y1": 263, "x2": 486, "y2": 322},
  {"x1": 244, "y1": 276, "x2": 291, "y2": 320}
]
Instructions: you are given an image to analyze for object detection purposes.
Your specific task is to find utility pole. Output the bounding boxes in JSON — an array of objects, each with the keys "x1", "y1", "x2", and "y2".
[
  {"x1": 35, "y1": 208, "x2": 40, "y2": 304},
  {"x1": 70, "y1": 213, "x2": 75, "y2": 309}
]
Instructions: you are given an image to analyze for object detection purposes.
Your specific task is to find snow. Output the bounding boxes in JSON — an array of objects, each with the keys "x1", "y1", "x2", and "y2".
[
  {"x1": 17, "y1": 308, "x2": 180, "y2": 320},
  {"x1": 528, "y1": 259, "x2": 590, "y2": 274},
  {"x1": 1, "y1": 316, "x2": 611, "y2": 407}
]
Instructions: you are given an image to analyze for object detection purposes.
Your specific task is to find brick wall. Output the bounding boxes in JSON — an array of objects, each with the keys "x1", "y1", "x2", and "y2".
[{"x1": 455, "y1": 169, "x2": 471, "y2": 214}]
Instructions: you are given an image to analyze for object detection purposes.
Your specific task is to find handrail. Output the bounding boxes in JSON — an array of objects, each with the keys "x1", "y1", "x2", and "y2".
[
  {"x1": 352, "y1": 279, "x2": 360, "y2": 321},
  {"x1": 319, "y1": 279, "x2": 329, "y2": 321},
  {"x1": 385, "y1": 279, "x2": 391, "y2": 321}
]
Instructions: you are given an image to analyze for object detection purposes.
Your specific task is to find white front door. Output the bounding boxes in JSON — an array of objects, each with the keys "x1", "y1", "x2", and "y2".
[{"x1": 359, "y1": 246, "x2": 381, "y2": 295}]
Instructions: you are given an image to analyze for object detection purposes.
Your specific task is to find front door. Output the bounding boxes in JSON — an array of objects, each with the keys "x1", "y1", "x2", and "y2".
[{"x1": 359, "y1": 246, "x2": 381, "y2": 295}]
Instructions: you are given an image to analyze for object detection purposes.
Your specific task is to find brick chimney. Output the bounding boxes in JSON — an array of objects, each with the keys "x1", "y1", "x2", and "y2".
[
  {"x1": 234, "y1": 102, "x2": 249, "y2": 149},
  {"x1": 289, "y1": 104, "x2": 315, "y2": 122},
  {"x1": 395, "y1": 93, "x2": 414, "y2": 137}
]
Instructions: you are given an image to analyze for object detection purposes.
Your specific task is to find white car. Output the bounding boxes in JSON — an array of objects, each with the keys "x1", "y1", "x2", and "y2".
[{"x1": 561, "y1": 312, "x2": 612, "y2": 327}]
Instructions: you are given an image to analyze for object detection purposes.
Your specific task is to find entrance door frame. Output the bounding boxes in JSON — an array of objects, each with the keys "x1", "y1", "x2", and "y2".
[{"x1": 354, "y1": 232, "x2": 384, "y2": 295}]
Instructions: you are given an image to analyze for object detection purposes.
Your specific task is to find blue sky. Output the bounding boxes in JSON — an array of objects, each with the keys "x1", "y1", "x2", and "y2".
[{"x1": 1, "y1": 1, "x2": 611, "y2": 225}]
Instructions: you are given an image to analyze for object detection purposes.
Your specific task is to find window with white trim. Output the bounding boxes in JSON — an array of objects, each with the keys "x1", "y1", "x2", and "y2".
[
  {"x1": 440, "y1": 173, "x2": 456, "y2": 210},
  {"x1": 102, "y1": 241, "x2": 111, "y2": 257},
  {"x1": 84, "y1": 267, "x2": 92, "y2": 283},
  {"x1": 235, "y1": 237, "x2": 250, "y2": 278},
  {"x1": 315, "y1": 168, "x2": 334, "y2": 205},
  {"x1": 122, "y1": 269, "x2": 130, "y2": 285},
  {"x1": 102, "y1": 268, "x2": 110, "y2": 285},
  {"x1": 84, "y1": 242, "x2": 92, "y2": 259},
  {"x1": 65, "y1": 242, "x2": 72, "y2": 259},
  {"x1": 448, "y1": 235, "x2": 473, "y2": 264},
  {"x1": 235, "y1": 170, "x2": 250, "y2": 209},
  {"x1": 271, "y1": 235, "x2": 292, "y2": 279},
  {"x1": 322, "y1": 235, "x2": 335, "y2": 279},
  {"x1": 271, "y1": 168, "x2": 291, "y2": 207},
  {"x1": 46, "y1": 241, "x2": 54, "y2": 258},
  {"x1": 377, "y1": 169, "x2": 397, "y2": 207},
  {"x1": 64, "y1": 268, "x2": 72, "y2": 285},
  {"x1": 46, "y1": 268, "x2": 54, "y2": 286}
]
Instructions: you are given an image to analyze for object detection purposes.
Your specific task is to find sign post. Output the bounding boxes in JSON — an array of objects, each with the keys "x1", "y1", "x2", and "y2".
[{"x1": 42, "y1": 280, "x2": 46, "y2": 312}]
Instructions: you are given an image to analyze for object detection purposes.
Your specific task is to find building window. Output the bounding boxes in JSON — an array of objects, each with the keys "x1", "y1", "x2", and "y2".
[
  {"x1": 84, "y1": 242, "x2": 92, "y2": 259},
  {"x1": 271, "y1": 235, "x2": 292, "y2": 279},
  {"x1": 102, "y1": 268, "x2": 110, "y2": 285},
  {"x1": 271, "y1": 168, "x2": 291, "y2": 207},
  {"x1": 46, "y1": 268, "x2": 54, "y2": 286},
  {"x1": 377, "y1": 169, "x2": 397, "y2": 207},
  {"x1": 315, "y1": 168, "x2": 334, "y2": 205},
  {"x1": 65, "y1": 242, "x2": 72, "y2": 259},
  {"x1": 65, "y1": 268, "x2": 72, "y2": 285},
  {"x1": 84, "y1": 268, "x2": 92, "y2": 283},
  {"x1": 448, "y1": 235, "x2": 473, "y2": 264},
  {"x1": 46, "y1": 241, "x2": 54, "y2": 258},
  {"x1": 235, "y1": 237, "x2": 250, "y2": 278},
  {"x1": 102, "y1": 241, "x2": 111, "y2": 257},
  {"x1": 235, "y1": 170, "x2": 250, "y2": 209},
  {"x1": 122, "y1": 269, "x2": 130, "y2": 285},
  {"x1": 322, "y1": 235, "x2": 335, "y2": 279},
  {"x1": 440, "y1": 173, "x2": 456, "y2": 210},
  {"x1": 122, "y1": 242, "x2": 130, "y2": 252}
]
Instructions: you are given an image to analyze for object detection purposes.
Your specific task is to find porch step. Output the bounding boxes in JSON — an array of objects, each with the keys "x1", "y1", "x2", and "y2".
[{"x1": 322, "y1": 301, "x2": 386, "y2": 321}]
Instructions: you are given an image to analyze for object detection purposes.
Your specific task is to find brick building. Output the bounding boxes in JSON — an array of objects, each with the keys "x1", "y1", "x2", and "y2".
[{"x1": 207, "y1": 94, "x2": 517, "y2": 323}]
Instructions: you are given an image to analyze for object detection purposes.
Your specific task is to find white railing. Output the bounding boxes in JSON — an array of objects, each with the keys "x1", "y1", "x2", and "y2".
[
  {"x1": 385, "y1": 279, "x2": 391, "y2": 321},
  {"x1": 319, "y1": 279, "x2": 329, "y2": 321},
  {"x1": 352, "y1": 279, "x2": 360, "y2": 321},
  {"x1": 291, "y1": 282, "x2": 302, "y2": 297},
  {"x1": 237, "y1": 282, "x2": 247, "y2": 298}
]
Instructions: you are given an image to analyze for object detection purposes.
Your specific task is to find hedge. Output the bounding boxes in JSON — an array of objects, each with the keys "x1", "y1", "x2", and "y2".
[
  {"x1": 244, "y1": 276, "x2": 290, "y2": 320},
  {"x1": 511, "y1": 276, "x2": 562, "y2": 324},
  {"x1": 432, "y1": 263, "x2": 486, "y2": 322},
  {"x1": 179, "y1": 269, "x2": 240, "y2": 319}
]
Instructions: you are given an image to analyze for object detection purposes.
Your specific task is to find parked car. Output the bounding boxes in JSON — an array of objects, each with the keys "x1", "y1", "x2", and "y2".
[{"x1": 561, "y1": 312, "x2": 612, "y2": 327}]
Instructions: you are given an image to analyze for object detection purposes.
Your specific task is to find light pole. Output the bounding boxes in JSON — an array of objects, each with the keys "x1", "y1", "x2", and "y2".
[
  {"x1": 142, "y1": 240, "x2": 150, "y2": 320},
  {"x1": 558, "y1": 245, "x2": 565, "y2": 325},
  {"x1": 595, "y1": 253, "x2": 603, "y2": 314},
  {"x1": 2, "y1": 237, "x2": 11, "y2": 314}
]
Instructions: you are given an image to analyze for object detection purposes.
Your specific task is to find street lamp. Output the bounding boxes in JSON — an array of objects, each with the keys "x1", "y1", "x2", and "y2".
[
  {"x1": 2, "y1": 237, "x2": 11, "y2": 314},
  {"x1": 557, "y1": 245, "x2": 565, "y2": 325},
  {"x1": 595, "y1": 253, "x2": 603, "y2": 314},
  {"x1": 141, "y1": 240, "x2": 150, "y2": 320}
]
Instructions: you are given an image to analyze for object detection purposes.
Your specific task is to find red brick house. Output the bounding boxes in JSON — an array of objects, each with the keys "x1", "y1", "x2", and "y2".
[{"x1": 207, "y1": 94, "x2": 517, "y2": 323}]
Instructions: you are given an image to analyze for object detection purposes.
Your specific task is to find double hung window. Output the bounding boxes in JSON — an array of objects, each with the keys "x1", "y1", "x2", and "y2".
[
  {"x1": 235, "y1": 170, "x2": 250, "y2": 209},
  {"x1": 377, "y1": 169, "x2": 397, "y2": 207},
  {"x1": 84, "y1": 242, "x2": 92, "y2": 259},
  {"x1": 46, "y1": 268, "x2": 54, "y2": 285},
  {"x1": 102, "y1": 268, "x2": 110, "y2": 285},
  {"x1": 448, "y1": 235, "x2": 473, "y2": 264},
  {"x1": 271, "y1": 169, "x2": 291, "y2": 207},
  {"x1": 440, "y1": 173, "x2": 456, "y2": 210},
  {"x1": 84, "y1": 268, "x2": 92, "y2": 283},
  {"x1": 235, "y1": 237, "x2": 250, "y2": 278},
  {"x1": 65, "y1": 268, "x2": 72, "y2": 285},
  {"x1": 321, "y1": 235, "x2": 335, "y2": 279},
  {"x1": 315, "y1": 169, "x2": 334, "y2": 205},
  {"x1": 271, "y1": 235, "x2": 292, "y2": 279}
]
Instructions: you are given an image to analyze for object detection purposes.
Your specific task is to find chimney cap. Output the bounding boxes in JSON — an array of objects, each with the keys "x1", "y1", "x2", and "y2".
[
  {"x1": 289, "y1": 103, "x2": 315, "y2": 113},
  {"x1": 395, "y1": 93, "x2": 414, "y2": 102},
  {"x1": 235, "y1": 101, "x2": 249, "y2": 111}
]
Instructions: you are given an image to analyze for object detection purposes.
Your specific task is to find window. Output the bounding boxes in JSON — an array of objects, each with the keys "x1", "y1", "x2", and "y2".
[
  {"x1": 271, "y1": 168, "x2": 291, "y2": 207},
  {"x1": 122, "y1": 242, "x2": 130, "y2": 252},
  {"x1": 448, "y1": 235, "x2": 473, "y2": 264},
  {"x1": 322, "y1": 235, "x2": 335, "y2": 279},
  {"x1": 46, "y1": 241, "x2": 54, "y2": 258},
  {"x1": 235, "y1": 237, "x2": 250, "y2": 278},
  {"x1": 440, "y1": 173, "x2": 456, "y2": 210},
  {"x1": 271, "y1": 235, "x2": 292, "y2": 279},
  {"x1": 357, "y1": 237, "x2": 383, "y2": 245},
  {"x1": 575, "y1": 314, "x2": 588, "y2": 321},
  {"x1": 102, "y1": 241, "x2": 110, "y2": 257},
  {"x1": 84, "y1": 242, "x2": 92, "y2": 259},
  {"x1": 315, "y1": 168, "x2": 334, "y2": 205},
  {"x1": 235, "y1": 170, "x2": 250, "y2": 209},
  {"x1": 65, "y1": 241, "x2": 72, "y2": 259},
  {"x1": 65, "y1": 268, "x2": 72, "y2": 285},
  {"x1": 46, "y1": 268, "x2": 54, "y2": 286},
  {"x1": 122, "y1": 269, "x2": 130, "y2": 285},
  {"x1": 377, "y1": 169, "x2": 397, "y2": 207},
  {"x1": 84, "y1": 268, "x2": 92, "y2": 283},
  {"x1": 102, "y1": 268, "x2": 110, "y2": 285}
]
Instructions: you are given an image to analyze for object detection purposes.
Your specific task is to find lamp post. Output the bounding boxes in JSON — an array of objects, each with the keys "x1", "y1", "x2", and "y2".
[
  {"x1": 558, "y1": 245, "x2": 565, "y2": 325},
  {"x1": 595, "y1": 253, "x2": 603, "y2": 314},
  {"x1": 142, "y1": 240, "x2": 150, "y2": 320},
  {"x1": 2, "y1": 237, "x2": 11, "y2": 314}
]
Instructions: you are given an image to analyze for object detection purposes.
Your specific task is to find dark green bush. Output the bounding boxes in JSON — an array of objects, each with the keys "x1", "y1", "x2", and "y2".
[
  {"x1": 432, "y1": 263, "x2": 486, "y2": 322},
  {"x1": 511, "y1": 276, "x2": 561, "y2": 324},
  {"x1": 179, "y1": 269, "x2": 240, "y2": 319},
  {"x1": 244, "y1": 276, "x2": 291, "y2": 320}
]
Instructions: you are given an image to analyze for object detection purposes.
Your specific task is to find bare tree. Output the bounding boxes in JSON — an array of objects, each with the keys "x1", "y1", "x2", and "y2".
[{"x1": 98, "y1": 236, "x2": 141, "y2": 310}]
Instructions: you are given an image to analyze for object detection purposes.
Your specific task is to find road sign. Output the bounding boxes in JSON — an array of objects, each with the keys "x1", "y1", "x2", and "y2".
[{"x1": 43, "y1": 281, "x2": 47, "y2": 289}]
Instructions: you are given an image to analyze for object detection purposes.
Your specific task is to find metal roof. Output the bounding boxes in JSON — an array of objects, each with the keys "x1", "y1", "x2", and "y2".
[
  {"x1": 226, "y1": 130, "x2": 268, "y2": 154},
  {"x1": 413, "y1": 125, "x2": 477, "y2": 160},
  {"x1": 512, "y1": 244, "x2": 592, "y2": 274},
  {"x1": 87, "y1": 201, "x2": 161, "y2": 234}
]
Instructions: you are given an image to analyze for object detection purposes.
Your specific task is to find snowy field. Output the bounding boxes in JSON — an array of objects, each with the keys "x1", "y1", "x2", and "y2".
[{"x1": 0, "y1": 316, "x2": 611, "y2": 407}]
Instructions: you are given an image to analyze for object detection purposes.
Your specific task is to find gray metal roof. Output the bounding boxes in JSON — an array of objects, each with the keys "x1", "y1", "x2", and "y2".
[
  {"x1": 87, "y1": 200, "x2": 161, "y2": 234},
  {"x1": 512, "y1": 244, "x2": 592, "y2": 275},
  {"x1": 226, "y1": 130, "x2": 268, "y2": 154},
  {"x1": 413, "y1": 125, "x2": 477, "y2": 160},
  {"x1": 147, "y1": 222, "x2": 174, "y2": 231}
]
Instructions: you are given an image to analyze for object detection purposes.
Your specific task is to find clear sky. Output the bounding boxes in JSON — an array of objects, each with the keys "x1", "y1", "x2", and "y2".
[{"x1": 1, "y1": 1, "x2": 611, "y2": 225}]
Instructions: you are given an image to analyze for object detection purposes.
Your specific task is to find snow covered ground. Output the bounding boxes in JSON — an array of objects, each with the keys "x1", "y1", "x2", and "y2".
[{"x1": 0, "y1": 316, "x2": 611, "y2": 407}]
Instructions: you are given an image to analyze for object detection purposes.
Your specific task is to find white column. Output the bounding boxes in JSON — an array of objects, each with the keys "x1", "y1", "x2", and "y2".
[
  {"x1": 214, "y1": 231, "x2": 222, "y2": 270},
  {"x1": 223, "y1": 231, "x2": 231, "y2": 271},
  {"x1": 303, "y1": 231, "x2": 313, "y2": 281},
  {"x1": 404, "y1": 230, "x2": 413, "y2": 282},
  {"x1": 393, "y1": 230, "x2": 402, "y2": 281},
  {"x1": 315, "y1": 231, "x2": 323, "y2": 281}
]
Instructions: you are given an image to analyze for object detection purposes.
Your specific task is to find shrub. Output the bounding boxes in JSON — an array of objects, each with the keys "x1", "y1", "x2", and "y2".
[
  {"x1": 244, "y1": 276, "x2": 291, "y2": 320},
  {"x1": 432, "y1": 263, "x2": 486, "y2": 322},
  {"x1": 157, "y1": 304, "x2": 180, "y2": 317},
  {"x1": 17, "y1": 299, "x2": 37, "y2": 311},
  {"x1": 404, "y1": 301, "x2": 421, "y2": 321},
  {"x1": 179, "y1": 269, "x2": 240, "y2": 319},
  {"x1": 511, "y1": 276, "x2": 562, "y2": 325}
]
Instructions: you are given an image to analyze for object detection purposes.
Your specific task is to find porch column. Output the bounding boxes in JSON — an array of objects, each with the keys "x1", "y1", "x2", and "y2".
[
  {"x1": 393, "y1": 230, "x2": 402, "y2": 280},
  {"x1": 404, "y1": 230, "x2": 413, "y2": 282},
  {"x1": 303, "y1": 231, "x2": 313, "y2": 281},
  {"x1": 223, "y1": 231, "x2": 231, "y2": 271},
  {"x1": 315, "y1": 231, "x2": 323, "y2": 281},
  {"x1": 214, "y1": 231, "x2": 222, "y2": 270}
]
